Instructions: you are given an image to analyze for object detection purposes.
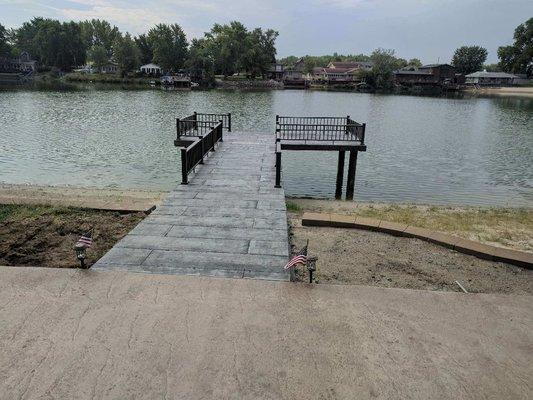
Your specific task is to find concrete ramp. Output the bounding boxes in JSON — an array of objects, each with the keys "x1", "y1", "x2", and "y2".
[{"x1": 93, "y1": 133, "x2": 290, "y2": 281}]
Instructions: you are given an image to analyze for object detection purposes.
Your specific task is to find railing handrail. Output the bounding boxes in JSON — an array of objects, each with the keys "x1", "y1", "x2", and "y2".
[
  {"x1": 276, "y1": 122, "x2": 362, "y2": 129},
  {"x1": 180, "y1": 122, "x2": 223, "y2": 184},
  {"x1": 196, "y1": 112, "x2": 232, "y2": 132},
  {"x1": 277, "y1": 115, "x2": 348, "y2": 122},
  {"x1": 177, "y1": 112, "x2": 231, "y2": 136},
  {"x1": 275, "y1": 115, "x2": 365, "y2": 143}
]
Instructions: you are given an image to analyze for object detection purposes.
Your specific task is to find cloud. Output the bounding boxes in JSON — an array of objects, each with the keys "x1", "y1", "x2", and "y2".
[
  {"x1": 57, "y1": 0, "x2": 219, "y2": 35},
  {"x1": 59, "y1": 4, "x2": 165, "y2": 33}
]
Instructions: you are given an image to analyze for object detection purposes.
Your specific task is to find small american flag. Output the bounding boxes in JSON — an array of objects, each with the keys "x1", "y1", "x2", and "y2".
[
  {"x1": 284, "y1": 242, "x2": 308, "y2": 270},
  {"x1": 77, "y1": 232, "x2": 93, "y2": 248}
]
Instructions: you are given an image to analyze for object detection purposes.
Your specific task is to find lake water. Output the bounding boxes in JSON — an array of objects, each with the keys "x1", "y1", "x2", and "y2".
[{"x1": 0, "y1": 85, "x2": 532, "y2": 207}]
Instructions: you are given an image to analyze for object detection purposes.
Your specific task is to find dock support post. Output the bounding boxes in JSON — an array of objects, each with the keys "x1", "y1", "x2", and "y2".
[
  {"x1": 275, "y1": 151, "x2": 282, "y2": 188},
  {"x1": 346, "y1": 151, "x2": 358, "y2": 200},
  {"x1": 227, "y1": 113, "x2": 232, "y2": 132},
  {"x1": 335, "y1": 150, "x2": 345, "y2": 199},
  {"x1": 181, "y1": 148, "x2": 188, "y2": 184}
]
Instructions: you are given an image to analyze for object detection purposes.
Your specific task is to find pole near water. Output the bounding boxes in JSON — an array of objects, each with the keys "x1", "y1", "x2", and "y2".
[
  {"x1": 335, "y1": 151, "x2": 345, "y2": 199},
  {"x1": 346, "y1": 151, "x2": 358, "y2": 200}
]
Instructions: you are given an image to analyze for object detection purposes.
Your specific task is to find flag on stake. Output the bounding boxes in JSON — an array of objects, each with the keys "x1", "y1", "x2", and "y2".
[
  {"x1": 284, "y1": 240, "x2": 308, "y2": 270},
  {"x1": 77, "y1": 231, "x2": 93, "y2": 248}
]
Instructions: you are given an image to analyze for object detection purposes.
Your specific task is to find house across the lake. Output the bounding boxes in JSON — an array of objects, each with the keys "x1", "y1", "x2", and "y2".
[
  {"x1": 311, "y1": 61, "x2": 373, "y2": 86},
  {"x1": 394, "y1": 64, "x2": 456, "y2": 86},
  {"x1": 465, "y1": 71, "x2": 517, "y2": 86},
  {"x1": 140, "y1": 63, "x2": 162, "y2": 75},
  {"x1": 100, "y1": 62, "x2": 118, "y2": 74},
  {"x1": 0, "y1": 52, "x2": 37, "y2": 73},
  {"x1": 326, "y1": 61, "x2": 373, "y2": 71},
  {"x1": 267, "y1": 58, "x2": 307, "y2": 88}
]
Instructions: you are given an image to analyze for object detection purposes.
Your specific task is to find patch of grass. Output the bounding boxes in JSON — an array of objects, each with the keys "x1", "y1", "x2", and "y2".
[{"x1": 286, "y1": 202, "x2": 301, "y2": 212}]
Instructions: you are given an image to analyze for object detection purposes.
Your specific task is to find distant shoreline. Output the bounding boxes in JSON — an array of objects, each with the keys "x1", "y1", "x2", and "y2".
[{"x1": 462, "y1": 86, "x2": 533, "y2": 98}]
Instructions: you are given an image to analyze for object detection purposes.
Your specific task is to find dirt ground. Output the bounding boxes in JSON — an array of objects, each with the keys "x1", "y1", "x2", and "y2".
[
  {"x1": 0, "y1": 204, "x2": 144, "y2": 268},
  {"x1": 289, "y1": 215, "x2": 533, "y2": 295},
  {"x1": 288, "y1": 198, "x2": 533, "y2": 252}
]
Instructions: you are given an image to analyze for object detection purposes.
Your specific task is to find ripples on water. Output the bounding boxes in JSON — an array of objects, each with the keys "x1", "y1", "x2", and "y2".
[{"x1": 0, "y1": 85, "x2": 531, "y2": 207}]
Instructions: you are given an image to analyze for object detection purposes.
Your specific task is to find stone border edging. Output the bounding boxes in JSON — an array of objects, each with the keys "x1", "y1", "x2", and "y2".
[{"x1": 301, "y1": 212, "x2": 532, "y2": 269}]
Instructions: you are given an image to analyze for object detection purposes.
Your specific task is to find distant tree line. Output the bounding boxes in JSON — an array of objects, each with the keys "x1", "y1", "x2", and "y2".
[
  {"x1": 1, "y1": 16, "x2": 530, "y2": 84},
  {"x1": 0, "y1": 18, "x2": 278, "y2": 81}
]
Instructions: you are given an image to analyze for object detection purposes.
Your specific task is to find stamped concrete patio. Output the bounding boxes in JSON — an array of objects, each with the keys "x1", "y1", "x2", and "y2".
[
  {"x1": 1, "y1": 267, "x2": 531, "y2": 400},
  {"x1": 93, "y1": 133, "x2": 289, "y2": 281}
]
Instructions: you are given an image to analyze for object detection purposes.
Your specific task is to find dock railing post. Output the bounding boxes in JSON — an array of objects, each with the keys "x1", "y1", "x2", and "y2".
[
  {"x1": 275, "y1": 141, "x2": 282, "y2": 188},
  {"x1": 275, "y1": 153, "x2": 282, "y2": 188},
  {"x1": 181, "y1": 147, "x2": 188, "y2": 184},
  {"x1": 193, "y1": 111, "x2": 198, "y2": 132},
  {"x1": 346, "y1": 151, "x2": 358, "y2": 200},
  {"x1": 335, "y1": 150, "x2": 345, "y2": 199},
  {"x1": 199, "y1": 136, "x2": 204, "y2": 163},
  {"x1": 219, "y1": 120, "x2": 224, "y2": 142}
]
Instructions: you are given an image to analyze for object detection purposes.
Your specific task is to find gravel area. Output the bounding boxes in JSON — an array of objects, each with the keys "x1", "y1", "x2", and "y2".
[{"x1": 289, "y1": 216, "x2": 533, "y2": 294}]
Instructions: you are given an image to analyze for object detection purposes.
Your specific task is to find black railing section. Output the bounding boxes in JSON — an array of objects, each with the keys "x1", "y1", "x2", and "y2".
[
  {"x1": 276, "y1": 115, "x2": 365, "y2": 143},
  {"x1": 180, "y1": 122, "x2": 223, "y2": 184},
  {"x1": 176, "y1": 112, "x2": 231, "y2": 138}
]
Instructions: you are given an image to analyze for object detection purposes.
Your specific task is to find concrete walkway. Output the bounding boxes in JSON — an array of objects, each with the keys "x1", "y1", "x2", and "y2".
[
  {"x1": 93, "y1": 133, "x2": 289, "y2": 281},
  {"x1": 1, "y1": 267, "x2": 531, "y2": 400}
]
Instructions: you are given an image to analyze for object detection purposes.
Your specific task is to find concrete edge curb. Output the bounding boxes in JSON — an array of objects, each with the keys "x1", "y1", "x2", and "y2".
[{"x1": 301, "y1": 212, "x2": 533, "y2": 269}]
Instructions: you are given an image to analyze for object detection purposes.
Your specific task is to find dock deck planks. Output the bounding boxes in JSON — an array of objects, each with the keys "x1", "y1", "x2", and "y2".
[{"x1": 93, "y1": 133, "x2": 290, "y2": 281}]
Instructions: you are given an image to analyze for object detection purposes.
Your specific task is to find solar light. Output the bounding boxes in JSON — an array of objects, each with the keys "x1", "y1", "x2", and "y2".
[
  {"x1": 307, "y1": 256, "x2": 317, "y2": 283},
  {"x1": 74, "y1": 242, "x2": 88, "y2": 269}
]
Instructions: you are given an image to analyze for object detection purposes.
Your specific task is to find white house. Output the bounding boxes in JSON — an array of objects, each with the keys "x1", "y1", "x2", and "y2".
[
  {"x1": 140, "y1": 63, "x2": 162, "y2": 75},
  {"x1": 465, "y1": 71, "x2": 517, "y2": 86}
]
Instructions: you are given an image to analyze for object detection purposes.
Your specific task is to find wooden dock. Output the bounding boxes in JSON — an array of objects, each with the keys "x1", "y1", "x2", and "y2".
[{"x1": 93, "y1": 133, "x2": 290, "y2": 281}]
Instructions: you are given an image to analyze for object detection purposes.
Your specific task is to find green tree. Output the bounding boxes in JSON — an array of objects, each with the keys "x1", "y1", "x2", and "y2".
[
  {"x1": 408, "y1": 58, "x2": 422, "y2": 67},
  {"x1": 205, "y1": 21, "x2": 248, "y2": 76},
  {"x1": 114, "y1": 33, "x2": 140, "y2": 76},
  {"x1": 79, "y1": 19, "x2": 119, "y2": 55},
  {"x1": 186, "y1": 38, "x2": 215, "y2": 84},
  {"x1": 484, "y1": 63, "x2": 501, "y2": 72},
  {"x1": 451, "y1": 45, "x2": 488, "y2": 74},
  {"x1": 147, "y1": 23, "x2": 188, "y2": 72},
  {"x1": 13, "y1": 18, "x2": 85, "y2": 69},
  {"x1": 135, "y1": 34, "x2": 152, "y2": 65},
  {"x1": 0, "y1": 23, "x2": 12, "y2": 57},
  {"x1": 241, "y1": 28, "x2": 278, "y2": 77},
  {"x1": 11, "y1": 17, "x2": 46, "y2": 59},
  {"x1": 369, "y1": 48, "x2": 403, "y2": 90},
  {"x1": 497, "y1": 18, "x2": 533, "y2": 76},
  {"x1": 87, "y1": 44, "x2": 108, "y2": 72}
]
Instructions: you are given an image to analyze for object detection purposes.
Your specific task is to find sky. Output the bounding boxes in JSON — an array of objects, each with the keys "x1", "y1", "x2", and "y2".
[{"x1": 1, "y1": 0, "x2": 532, "y2": 63}]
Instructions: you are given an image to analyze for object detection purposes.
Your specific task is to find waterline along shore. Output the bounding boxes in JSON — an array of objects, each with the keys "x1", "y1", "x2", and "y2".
[{"x1": 1, "y1": 183, "x2": 531, "y2": 253}]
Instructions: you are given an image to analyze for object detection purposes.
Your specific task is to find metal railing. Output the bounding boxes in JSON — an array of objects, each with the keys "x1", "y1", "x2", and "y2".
[
  {"x1": 276, "y1": 115, "x2": 365, "y2": 143},
  {"x1": 176, "y1": 112, "x2": 231, "y2": 138},
  {"x1": 180, "y1": 122, "x2": 223, "y2": 184}
]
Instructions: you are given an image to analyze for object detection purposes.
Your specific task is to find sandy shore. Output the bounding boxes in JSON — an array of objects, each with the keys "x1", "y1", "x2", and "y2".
[
  {"x1": 1, "y1": 183, "x2": 530, "y2": 252},
  {"x1": 0, "y1": 183, "x2": 166, "y2": 212},
  {"x1": 463, "y1": 86, "x2": 533, "y2": 98},
  {"x1": 288, "y1": 198, "x2": 533, "y2": 252}
]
